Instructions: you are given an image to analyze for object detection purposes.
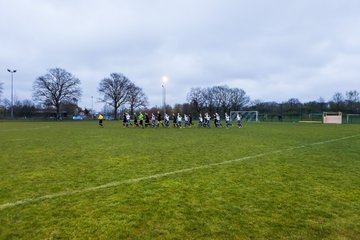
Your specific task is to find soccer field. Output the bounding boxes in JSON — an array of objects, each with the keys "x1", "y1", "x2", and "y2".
[{"x1": 0, "y1": 121, "x2": 359, "y2": 239}]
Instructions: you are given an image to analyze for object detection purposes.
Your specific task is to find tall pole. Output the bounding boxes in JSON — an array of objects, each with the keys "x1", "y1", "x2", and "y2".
[
  {"x1": 91, "y1": 96, "x2": 94, "y2": 118},
  {"x1": 91, "y1": 96, "x2": 94, "y2": 112},
  {"x1": 7, "y1": 69, "x2": 16, "y2": 118},
  {"x1": 162, "y1": 76, "x2": 168, "y2": 117}
]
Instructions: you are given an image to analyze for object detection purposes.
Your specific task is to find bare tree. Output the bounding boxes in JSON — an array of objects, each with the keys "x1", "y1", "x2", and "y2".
[
  {"x1": 330, "y1": 92, "x2": 345, "y2": 111},
  {"x1": 345, "y1": 90, "x2": 360, "y2": 113},
  {"x1": 127, "y1": 83, "x2": 148, "y2": 115},
  {"x1": 33, "y1": 68, "x2": 82, "y2": 119},
  {"x1": 187, "y1": 87, "x2": 206, "y2": 113},
  {"x1": 345, "y1": 90, "x2": 359, "y2": 103},
  {"x1": 229, "y1": 88, "x2": 249, "y2": 111},
  {"x1": 332, "y1": 92, "x2": 344, "y2": 103},
  {"x1": 282, "y1": 98, "x2": 302, "y2": 115},
  {"x1": 98, "y1": 73, "x2": 132, "y2": 119},
  {"x1": 203, "y1": 87, "x2": 215, "y2": 114},
  {"x1": 211, "y1": 86, "x2": 226, "y2": 113},
  {"x1": 187, "y1": 85, "x2": 249, "y2": 115}
]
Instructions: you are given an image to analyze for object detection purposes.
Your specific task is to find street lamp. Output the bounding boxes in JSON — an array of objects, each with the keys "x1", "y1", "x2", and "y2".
[
  {"x1": 91, "y1": 96, "x2": 94, "y2": 117},
  {"x1": 91, "y1": 95, "x2": 94, "y2": 110},
  {"x1": 162, "y1": 76, "x2": 168, "y2": 117},
  {"x1": 7, "y1": 69, "x2": 17, "y2": 118}
]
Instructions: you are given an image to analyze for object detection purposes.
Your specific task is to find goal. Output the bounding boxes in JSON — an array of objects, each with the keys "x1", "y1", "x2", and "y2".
[
  {"x1": 308, "y1": 113, "x2": 323, "y2": 122},
  {"x1": 230, "y1": 111, "x2": 259, "y2": 122},
  {"x1": 323, "y1": 112, "x2": 342, "y2": 124},
  {"x1": 346, "y1": 114, "x2": 360, "y2": 124}
]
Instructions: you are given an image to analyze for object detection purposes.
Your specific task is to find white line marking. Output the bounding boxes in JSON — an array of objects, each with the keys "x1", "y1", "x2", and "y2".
[{"x1": 1, "y1": 134, "x2": 359, "y2": 211}]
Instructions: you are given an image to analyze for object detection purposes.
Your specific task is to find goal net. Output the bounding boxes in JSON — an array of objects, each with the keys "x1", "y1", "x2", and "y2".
[
  {"x1": 230, "y1": 111, "x2": 259, "y2": 122},
  {"x1": 323, "y1": 112, "x2": 342, "y2": 124},
  {"x1": 308, "y1": 113, "x2": 323, "y2": 122},
  {"x1": 346, "y1": 114, "x2": 360, "y2": 124}
]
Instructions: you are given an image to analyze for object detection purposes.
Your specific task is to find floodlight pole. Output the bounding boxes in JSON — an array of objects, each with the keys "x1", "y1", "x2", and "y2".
[
  {"x1": 7, "y1": 69, "x2": 16, "y2": 118},
  {"x1": 91, "y1": 96, "x2": 94, "y2": 112},
  {"x1": 162, "y1": 76, "x2": 168, "y2": 117}
]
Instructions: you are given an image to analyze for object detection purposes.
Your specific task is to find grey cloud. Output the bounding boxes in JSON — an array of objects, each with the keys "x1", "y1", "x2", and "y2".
[{"x1": 1, "y1": 0, "x2": 360, "y2": 110}]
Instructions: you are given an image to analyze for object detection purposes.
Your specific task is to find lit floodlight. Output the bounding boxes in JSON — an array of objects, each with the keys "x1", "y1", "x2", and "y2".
[{"x1": 162, "y1": 76, "x2": 168, "y2": 85}]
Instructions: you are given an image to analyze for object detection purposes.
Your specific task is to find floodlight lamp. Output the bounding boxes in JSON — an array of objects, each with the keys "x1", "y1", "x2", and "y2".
[{"x1": 162, "y1": 76, "x2": 168, "y2": 84}]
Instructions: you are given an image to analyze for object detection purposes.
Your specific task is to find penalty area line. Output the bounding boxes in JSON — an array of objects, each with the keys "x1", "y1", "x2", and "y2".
[{"x1": 1, "y1": 134, "x2": 359, "y2": 211}]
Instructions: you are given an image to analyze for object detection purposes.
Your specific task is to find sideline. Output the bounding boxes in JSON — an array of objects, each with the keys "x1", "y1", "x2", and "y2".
[{"x1": 1, "y1": 134, "x2": 359, "y2": 211}]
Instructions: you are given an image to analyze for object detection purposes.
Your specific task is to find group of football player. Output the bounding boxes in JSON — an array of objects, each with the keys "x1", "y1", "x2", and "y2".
[{"x1": 118, "y1": 111, "x2": 243, "y2": 129}]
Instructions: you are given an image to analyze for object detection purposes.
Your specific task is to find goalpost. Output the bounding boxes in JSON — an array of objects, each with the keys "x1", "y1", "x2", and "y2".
[
  {"x1": 346, "y1": 114, "x2": 360, "y2": 124},
  {"x1": 230, "y1": 111, "x2": 259, "y2": 122},
  {"x1": 323, "y1": 112, "x2": 342, "y2": 124},
  {"x1": 308, "y1": 113, "x2": 323, "y2": 121}
]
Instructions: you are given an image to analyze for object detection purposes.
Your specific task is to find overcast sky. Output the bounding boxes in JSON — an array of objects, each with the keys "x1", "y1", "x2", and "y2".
[{"x1": 1, "y1": 0, "x2": 360, "y2": 111}]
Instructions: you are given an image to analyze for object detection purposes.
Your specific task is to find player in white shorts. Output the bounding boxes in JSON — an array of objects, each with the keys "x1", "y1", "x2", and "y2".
[
  {"x1": 225, "y1": 113, "x2": 232, "y2": 127},
  {"x1": 164, "y1": 113, "x2": 170, "y2": 128},
  {"x1": 198, "y1": 113, "x2": 203, "y2": 127},
  {"x1": 205, "y1": 113, "x2": 211, "y2": 128},
  {"x1": 237, "y1": 113, "x2": 243, "y2": 128},
  {"x1": 177, "y1": 113, "x2": 182, "y2": 128}
]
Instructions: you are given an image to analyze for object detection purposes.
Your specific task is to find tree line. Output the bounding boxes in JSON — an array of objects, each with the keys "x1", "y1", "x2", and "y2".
[
  {"x1": 98, "y1": 73, "x2": 148, "y2": 119},
  {"x1": 186, "y1": 86, "x2": 250, "y2": 116},
  {"x1": 0, "y1": 67, "x2": 359, "y2": 119},
  {"x1": 0, "y1": 68, "x2": 147, "y2": 119},
  {"x1": 247, "y1": 93, "x2": 360, "y2": 121}
]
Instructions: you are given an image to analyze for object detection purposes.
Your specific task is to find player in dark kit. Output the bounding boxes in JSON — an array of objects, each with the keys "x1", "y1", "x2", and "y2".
[
  {"x1": 145, "y1": 113, "x2": 150, "y2": 127},
  {"x1": 172, "y1": 113, "x2": 177, "y2": 128},
  {"x1": 189, "y1": 114, "x2": 193, "y2": 126},
  {"x1": 122, "y1": 113, "x2": 126, "y2": 128},
  {"x1": 133, "y1": 112, "x2": 139, "y2": 127},
  {"x1": 157, "y1": 111, "x2": 165, "y2": 127}
]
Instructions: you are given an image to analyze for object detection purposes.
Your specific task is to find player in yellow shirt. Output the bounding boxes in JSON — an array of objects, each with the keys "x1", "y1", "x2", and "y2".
[{"x1": 98, "y1": 114, "x2": 104, "y2": 128}]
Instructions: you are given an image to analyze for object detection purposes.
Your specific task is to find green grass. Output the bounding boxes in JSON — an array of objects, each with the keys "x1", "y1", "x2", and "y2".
[{"x1": 0, "y1": 121, "x2": 359, "y2": 239}]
